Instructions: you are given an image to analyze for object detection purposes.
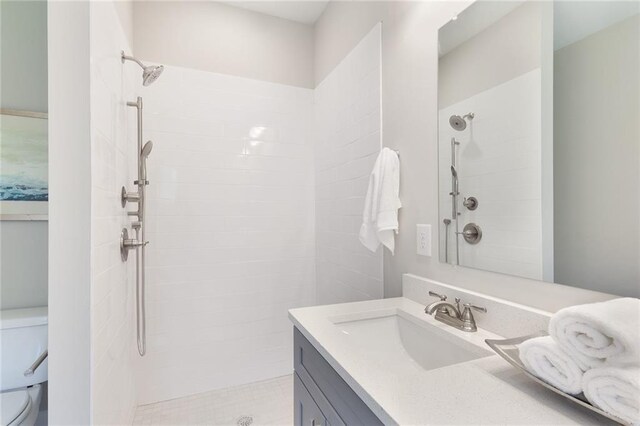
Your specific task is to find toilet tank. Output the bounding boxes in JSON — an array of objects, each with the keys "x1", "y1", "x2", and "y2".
[{"x1": 0, "y1": 307, "x2": 48, "y2": 391}]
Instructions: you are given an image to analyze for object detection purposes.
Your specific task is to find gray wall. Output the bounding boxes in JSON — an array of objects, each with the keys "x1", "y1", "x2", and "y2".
[
  {"x1": 438, "y1": 1, "x2": 542, "y2": 108},
  {"x1": 133, "y1": 0, "x2": 314, "y2": 88},
  {"x1": 0, "y1": 0, "x2": 48, "y2": 310},
  {"x1": 554, "y1": 15, "x2": 640, "y2": 297},
  {"x1": 314, "y1": 0, "x2": 613, "y2": 312}
]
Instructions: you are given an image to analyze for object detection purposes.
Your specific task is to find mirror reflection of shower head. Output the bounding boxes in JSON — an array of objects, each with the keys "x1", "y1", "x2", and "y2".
[
  {"x1": 121, "y1": 51, "x2": 164, "y2": 86},
  {"x1": 449, "y1": 112, "x2": 475, "y2": 131}
]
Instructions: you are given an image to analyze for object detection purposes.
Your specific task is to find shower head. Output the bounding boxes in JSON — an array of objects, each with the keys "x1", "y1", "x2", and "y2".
[
  {"x1": 142, "y1": 65, "x2": 164, "y2": 86},
  {"x1": 449, "y1": 115, "x2": 467, "y2": 131},
  {"x1": 450, "y1": 165, "x2": 458, "y2": 178},
  {"x1": 141, "y1": 140, "x2": 153, "y2": 158},
  {"x1": 449, "y1": 112, "x2": 475, "y2": 131},
  {"x1": 121, "y1": 51, "x2": 164, "y2": 86}
]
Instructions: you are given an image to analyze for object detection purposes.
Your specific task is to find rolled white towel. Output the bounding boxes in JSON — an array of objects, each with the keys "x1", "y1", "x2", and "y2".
[
  {"x1": 519, "y1": 335, "x2": 585, "y2": 395},
  {"x1": 583, "y1": 367, "x2": 640, "y2": 425},
  {"x1": 549, "y1": 298, "x2": 640, "y2": 369}
]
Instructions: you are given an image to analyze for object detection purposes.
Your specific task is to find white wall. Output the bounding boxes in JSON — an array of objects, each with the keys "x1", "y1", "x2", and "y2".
[
  {"x1": 89, "y1": 1, "x2": 139, "y2": 424},
  {"x1": 0, "y1": 0, "x2": 48, "y2": 310},
  {"x1": 439, "y1": 69, "x2": 542, "y2": 280},
  {"x1": 133, "y1": 0, "x2": 314, "y2": 88},
  {"x1": 47, "y1": 1, "x2": 92, "y2": 423},
  {"x1": 315, "y1": 0, "x2": 614, "y2": 312},
  {"x1": 137, "y1": 65, "x2": 315, "y2": 404},
  {"x1": 314, "y1": 24, "x2": 383, "y2": 305},
  {"x1": 554, "y1": 14, "x2": 639, "y2": 297}
]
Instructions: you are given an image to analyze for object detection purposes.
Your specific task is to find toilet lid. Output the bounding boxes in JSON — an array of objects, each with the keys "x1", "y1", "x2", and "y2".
[{"x1": 1, "y1": 390, "x2": 29, "y2": 425}]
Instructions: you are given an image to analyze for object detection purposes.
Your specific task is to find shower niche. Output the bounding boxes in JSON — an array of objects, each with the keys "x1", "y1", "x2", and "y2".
[{"x1": 437, "y1": 0, "x2": 639, "y2": 298}]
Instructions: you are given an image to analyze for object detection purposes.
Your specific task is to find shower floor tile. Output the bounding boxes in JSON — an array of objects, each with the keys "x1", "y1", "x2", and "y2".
[{"x1": 133, "y1": 375, "x2": 293, "y2": 426}]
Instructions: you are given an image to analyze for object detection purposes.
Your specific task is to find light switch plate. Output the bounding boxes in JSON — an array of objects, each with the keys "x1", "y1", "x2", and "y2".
[{"x1": 417, "y1": 224, "x2": 431, "y2": 256}]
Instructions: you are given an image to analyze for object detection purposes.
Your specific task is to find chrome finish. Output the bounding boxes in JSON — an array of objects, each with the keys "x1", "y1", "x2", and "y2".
[
  {"x1": 23, "y1": 349, "x2": 48, "y2": 377},
  {"x1": 121, "y1": 51, "x2": 164, "y2": 86},
  {"x1": 450, "y1": 138, "x2": 461, "y2": 265},
  {"x1": 426, "y1": 291, "x2": 458, "y2": 317},
  {"x1": 463, "y1": 196, "x2": 478, "y2": 210},
  {"x1": 443, "y1": 218, "x2": 451, "y2": 263},
  {"x1": 448, "y1": 112, "x2": 474, "y2": 131},
  {"x1": 460, "y1": 303, "x2": 486, "y2": 332},
  {"x1": 425, "y1": 297, "x2": 485, "y2": 332},
  {"x1": 121, "y1": 186, "x2": 140, "y2": 207},
  {"x1": 458, "y1": 223, "x2": 482, "y2": 244},
  {"x1": 485, "y1": 332, "x2": 628, "y2": 425},
  {"x1": 121, "y1": 95, "x2": 152, "y2": 356},
  {"x1": 120, "y1": 228, "x2": 147, "y2": 262}
]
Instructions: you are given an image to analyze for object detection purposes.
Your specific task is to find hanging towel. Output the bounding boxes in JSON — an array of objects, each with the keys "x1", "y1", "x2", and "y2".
[
  {"x1": 359, "y1": 148, "x2": 401, "y2": 254},
  {"x1": 549, "y1": 298, "x2": 640, "y2": 369},
  {"x1": 582, "y1": 367, "x2": 640, "y2": 425},
  {"x1": 519, "y1": 335, "x2": 585, "y2": 395}
]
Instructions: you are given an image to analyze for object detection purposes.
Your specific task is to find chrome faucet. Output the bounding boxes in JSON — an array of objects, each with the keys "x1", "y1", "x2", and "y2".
[{"x1": 425, "y1": 291, "x2": 487, "y2": 332}]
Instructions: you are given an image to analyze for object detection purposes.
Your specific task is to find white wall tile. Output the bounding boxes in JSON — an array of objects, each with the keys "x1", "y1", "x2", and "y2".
[
  {"x1": 438, "y1": 69, "x2": 543, "y2": 280},
  {"x1": 138, "y1": 65, "x2": 315, "y2": 404},
  {"x1": 89, "y1": 2, "x2": 138, "y2": 425},
  {"x1": 314, "y1": 24, "x2": 384, "y2": 305}
]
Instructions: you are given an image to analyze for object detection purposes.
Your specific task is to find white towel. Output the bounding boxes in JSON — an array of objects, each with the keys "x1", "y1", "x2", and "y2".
[
  {"x1": 359, "y1": 148, "x2": 401, "y2": 254},
  {"x1": 519, "y1": 335, "x2": 585, "y2": 395},
  {"x1": 549, "y1": 298, "x2": 640, "y2": 369},
  {"x1": 583, "y1": 367, "x2": 640, "y2": 425}
]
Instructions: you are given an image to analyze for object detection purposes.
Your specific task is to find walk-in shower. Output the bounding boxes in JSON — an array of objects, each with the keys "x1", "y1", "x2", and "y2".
[{"x1": 119, "y1": 52, "x2": 164, "y2": 356}]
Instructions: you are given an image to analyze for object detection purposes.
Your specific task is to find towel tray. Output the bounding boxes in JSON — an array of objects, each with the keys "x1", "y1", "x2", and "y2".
[{"x1": 485, "y1": 332, "x2": 629, "y2": 425}]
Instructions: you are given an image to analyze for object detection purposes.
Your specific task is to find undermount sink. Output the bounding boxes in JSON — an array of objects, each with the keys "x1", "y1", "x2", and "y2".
[{"x1": 332, "y1": 311, "x2": 492, "y2": 375}]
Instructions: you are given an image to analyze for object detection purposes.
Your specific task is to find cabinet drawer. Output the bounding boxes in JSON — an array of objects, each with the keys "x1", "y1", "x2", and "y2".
[
  {"x1": 295, "y1": 373, "x2": 326, "y2": 426},
  {"x1": 294, "y1": 327, "x2": 383, "y2": 426}
]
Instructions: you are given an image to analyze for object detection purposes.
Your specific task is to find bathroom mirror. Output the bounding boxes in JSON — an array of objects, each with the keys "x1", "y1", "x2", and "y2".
[{"x1": 437, "y1": 1, "x2": 639, "y2": 297}]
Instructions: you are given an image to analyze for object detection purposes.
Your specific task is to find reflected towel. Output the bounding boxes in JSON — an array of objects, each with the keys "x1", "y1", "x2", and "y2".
[
  {"x1": 359, "y1": 148, "x2": 401, "y2": 254},
  {"x1": 549, "y1": 298, "x2": 640, "y2": 369},
  {"x1": 519, "y1": 335, "x2": 585, "y2": 395},
  {"x1": 583, "y1": 367, "x2": 640, "y2": 425}
]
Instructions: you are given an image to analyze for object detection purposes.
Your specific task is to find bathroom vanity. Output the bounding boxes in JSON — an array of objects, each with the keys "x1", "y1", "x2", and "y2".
[{"x1": 290, "y1": 275, "x2": 617, "y2": 425}]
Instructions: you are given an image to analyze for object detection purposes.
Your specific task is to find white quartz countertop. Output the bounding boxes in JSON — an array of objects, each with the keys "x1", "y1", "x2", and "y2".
[{"x1": 289, "y1": 297, "x2": 615, "y2": 426}]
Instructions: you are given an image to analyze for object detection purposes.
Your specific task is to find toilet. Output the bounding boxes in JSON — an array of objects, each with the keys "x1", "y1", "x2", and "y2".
[{"x1": 0, "y1": 307, "x2": 48, "y2": 426}]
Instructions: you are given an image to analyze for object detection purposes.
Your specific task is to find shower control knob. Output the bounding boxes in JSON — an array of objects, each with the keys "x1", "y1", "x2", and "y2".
[
  {"x1": 120, "y1": 228, "x2": 148, "y2": 262},
  {"x1": 463, "y1": 196, "x2": 478, "y2": 210}
]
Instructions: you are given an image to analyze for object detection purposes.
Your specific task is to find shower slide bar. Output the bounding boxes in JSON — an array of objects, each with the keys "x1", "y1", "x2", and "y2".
[{"x1": 120, "y1": 96, "x2": 152, "y2": 356}]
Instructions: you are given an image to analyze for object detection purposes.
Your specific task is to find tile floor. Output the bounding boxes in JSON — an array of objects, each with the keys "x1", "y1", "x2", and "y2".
[{"x1": 133, "y1": 375, "x2": 293, "y2": 426}]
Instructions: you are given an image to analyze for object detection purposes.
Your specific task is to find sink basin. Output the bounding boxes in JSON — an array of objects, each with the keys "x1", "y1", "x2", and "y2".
[{"x1": 333, "y1": 312, "x2": 492, "y2": 375}]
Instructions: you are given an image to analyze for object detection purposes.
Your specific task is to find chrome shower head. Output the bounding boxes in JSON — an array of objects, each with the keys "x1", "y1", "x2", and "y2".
[
  {"x1": 450, "y1": 165, "x2": 458, "y2": 178},
  {"x1": 141, "y1": 140, "x2": 153, "y2": 158},
  {"x1": 449, "y1": 115, "x2": 467, "y2": 131},
  {"x1": 121, "y1": 51, "x2": 164, "y2": 86},
  {"x1": 142, "y1": 65, "x2": 164, "y2": 86},
  {"x1": 449, "y1": 112, "x2": 474, "y2": 131}
]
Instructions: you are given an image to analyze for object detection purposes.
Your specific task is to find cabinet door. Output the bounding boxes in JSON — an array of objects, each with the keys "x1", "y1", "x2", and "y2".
[{"x1": 295, "y1": 373, "x2": 327, "y2": 426}]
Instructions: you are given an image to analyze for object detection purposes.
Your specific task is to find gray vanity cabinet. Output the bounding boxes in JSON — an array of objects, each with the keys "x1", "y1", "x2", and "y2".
[{"x1": 293, "y1": 327, "x2": 384, "y2": 426}]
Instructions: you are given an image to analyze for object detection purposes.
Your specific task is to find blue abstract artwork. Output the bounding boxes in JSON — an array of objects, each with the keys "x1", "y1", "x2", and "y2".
[{"x1": 0, "y1": 112, "x2": 48, "y2": 215}]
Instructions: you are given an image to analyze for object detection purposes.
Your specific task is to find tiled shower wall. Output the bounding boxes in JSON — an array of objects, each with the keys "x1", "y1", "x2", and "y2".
[
  {"x1": 138, "y1": 67, "x2": 315, "y2": 403},
  {"x1": 89, "y1": 2, "x2": 138, "y2": 424},
  {"x1": 438, "y1": 69, "x2": 543, "y2": 280},
  {"x1": 314, "y1": 24, "x2": 383, "y2": 305}
]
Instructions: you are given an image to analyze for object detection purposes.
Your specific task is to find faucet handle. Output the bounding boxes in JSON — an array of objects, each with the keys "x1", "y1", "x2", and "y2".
[
  {"x1": 460, "y1": 303, "x2": 487, "y2": 332},
  {"x1": 428, "y1": 291, "x2": 447, "y2": 301},
  {"x1": 463, "y1": 303, "x2": 487, "y2": 313}
]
